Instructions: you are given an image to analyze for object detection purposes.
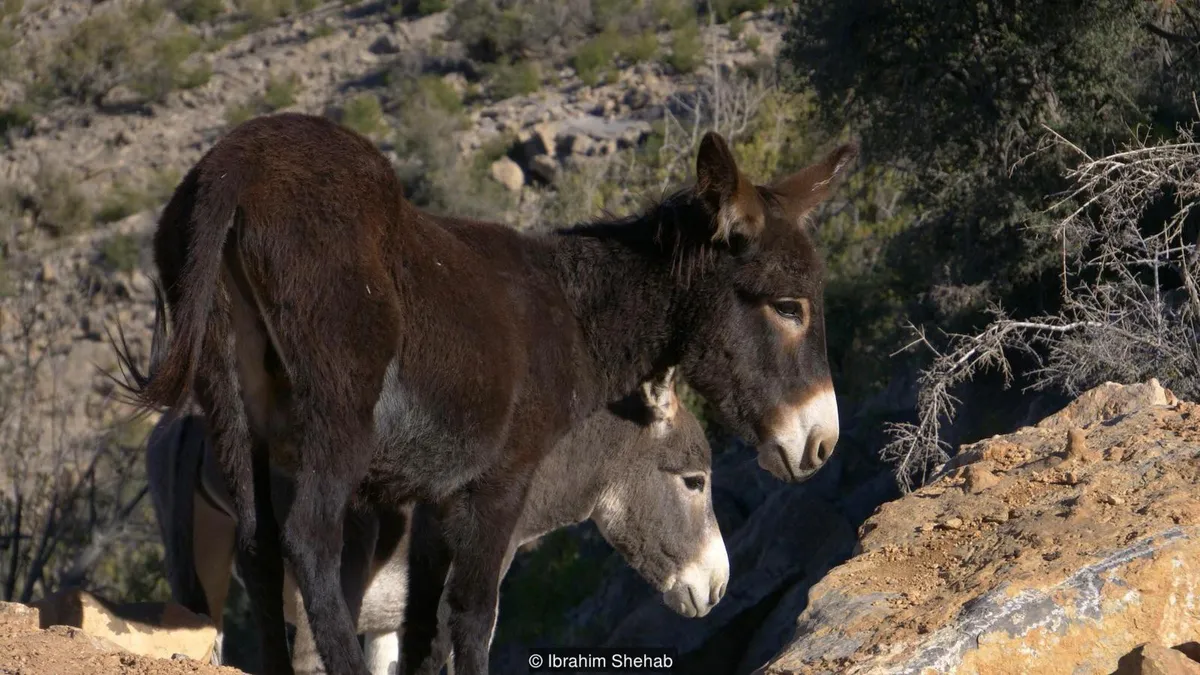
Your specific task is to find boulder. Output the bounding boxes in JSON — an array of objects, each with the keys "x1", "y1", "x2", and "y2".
[
  {"x1": 489, "y1": 157, "x2": 525, "y2": 192},
  {"x1": 1116, "y1": 644, "x2": 1200, "y2": 675},
  {"x1": 528, "y1": 154, "x2": 559, "y2": 184},
  {"x1": 0, "y1": 601, "x2": 40, "y2": 631},
  {"x1": 31, "y1": 588, "x2": 218, "y2": 663},
  {"x1": 757, "y1": 380, "x2": 1200, "y2": 675}
]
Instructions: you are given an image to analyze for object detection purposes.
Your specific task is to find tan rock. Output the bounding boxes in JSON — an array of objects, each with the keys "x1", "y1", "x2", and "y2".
[
  {"x1": 1116, "y1": 644, "x2": 1200, "y2": 675},
  {"x1": 43, "y1": 625, "x2": 123, "y2": 654},
  {"x1": 1036, "y1": 379, "x2": 1179, "y2": 431},
  {"x1": 39, "y1": 259, "x2": 56, "y2": 284},
  {"x1": 489, "y1": 157, "x2": 525, "y2": 192},
  {"x1": 1065, "y1": 426, "x2": 1092, "y2": 462},
  {"x1": 32, "y1": 588, "x2": 217, "y2": 663},
  {"x1": 963, "y1": 464, "x2": 1000, "y2": 494},
  {"x1": 0, "y1": 601, "x2": 40, "y2": 631}
]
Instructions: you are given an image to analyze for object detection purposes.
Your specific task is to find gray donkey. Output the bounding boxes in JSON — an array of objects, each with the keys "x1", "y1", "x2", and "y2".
[{"x1": 145, "y1": 367, "x2": 726, "y2": 674}]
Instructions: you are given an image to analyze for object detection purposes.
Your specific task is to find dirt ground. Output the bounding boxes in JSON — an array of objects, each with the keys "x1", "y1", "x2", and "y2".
[{"x1": 0, "y1": 603, "x2": 243, "y2": 675}]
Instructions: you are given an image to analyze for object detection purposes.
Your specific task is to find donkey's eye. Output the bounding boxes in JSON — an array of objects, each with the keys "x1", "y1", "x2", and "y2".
[
  {"x1": 771, "y1": 298, "x2": 806, "y2": 321},
  {"x1": 682, "y1": 474, "x2": 706, "y2": 492}
]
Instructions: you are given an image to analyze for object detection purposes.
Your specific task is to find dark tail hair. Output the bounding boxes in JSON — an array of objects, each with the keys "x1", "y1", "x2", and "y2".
[
  {"x1": 117, "y1": 286, "x2": 213, "y2": 617},
  {"x1": 104, "y1": 170, "x2": 268, "y2": 553},
  {"x1": 117, "y1": 174, "x2": 242, "y2": 414}
]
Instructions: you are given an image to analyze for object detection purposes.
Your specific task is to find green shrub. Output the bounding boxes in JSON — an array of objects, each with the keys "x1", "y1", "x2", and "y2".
[
  {"x1": 447, "y1": 0, "x2": 581, "y2": 63},
  {"x1": 176, "y1": 61, "x2": 212, "y2": 90},
  {"x1": 31, "y1": 165, "x2": 90, "y2": 236},
  {"x1": 174, "y1": 0, "x2": 225, "y2": 23},
  {"x1": 573, "y1": 31, "x2": 619, "y2": 86},
  {"x1": 744, "y1": 33, "x2": 761, "y2": 53},
  {"x1": 44, "y1": 9, "x2": 141, "y2": 103},
  {"x1": 592, "y1": 0, "x2": 636, "y2": 30},
  {"x1": 339, "y1": 93, "x2": 385, "y2": 137},
  {"x1": 0, "y1": 103, "x2": 34, "y2": 142},
  {"x1": 620, "y1": 31, "x2": 658, "y2": 63},
  {"x1": 100, "y1": 233, "x2": 141, "y2": 273},
  {"x1": 665, "y1": 20, "x2": 702, "y2": 73},
  {"x1": 236, "y1": 0, "x2": 315, "y2": 29},
  {"x1": 488, "y1": 60, "x2": 540, "y2": 100},
  {"x1": 727, "y1": 15, "x2": 744, "y2": 39},
  {"x1": 133, "y1": 29, "x2": 209, "y2": 102},
  {"x1": 652, "y1": 0, "x2": 694, "y2": 29},
  {"x1": 262, "y1": 73, "x2": 300, "y2": 110},
  {"x1": 224, "y1": 100, "x2": 257, "y2": 127},
  {"x1": 471, "y1": 133, "x2": 516, "y2": 175},
  {"x1": 391, "y1": 89, "x2": 514, "y2": 221},
  {"x1": 35, "y1": 1, "x2": 218, "y2": 105},
  {"x1": 417, "y1": 75, "x2": 463, "y2": 114},
  {"x1": 0, "y1": 258, "x2": 10, "y2": 298},
  {"x1": 309, "y1": 21, "x2": 335, "y2": 38},
  {"x1": 0, "y1": 0, "x2": 21, "y2": 78},
  {"x1": 147, "y1": 168, "x2": 182, "y2": 204},
  {"x1": 416, "y1": 0, "x2": 446, "y2": 14},
  {"x1": 96, "y1": 183, "x2": 149, "y2": 224},
  {"x1": 710, "y1": 0, "x2": 769, "y2": 22},
  {"x1": 0, "y1": 0, "x2": 21, "y2": 22}
]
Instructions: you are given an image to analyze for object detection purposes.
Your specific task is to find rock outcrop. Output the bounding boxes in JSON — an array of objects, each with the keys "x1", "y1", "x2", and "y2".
[
  {"x1": 758, "y1": 380, "x2": 1200, "y2": 674},
  {"x1": 32, "y1": 588, "x2": 219, "y2": 663},
  {"x1": 0, "y1": 599, "x2": 236, "y2": 675}
]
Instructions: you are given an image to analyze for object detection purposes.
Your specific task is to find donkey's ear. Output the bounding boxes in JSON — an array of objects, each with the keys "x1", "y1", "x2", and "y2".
[
  {"x1": 769, "y1": 141, "x2": 859, "y2": 229},
  {"x1": 639, "y1": 366, "x2": 679, "y2": 424},
  {"x1": 696, "y1": 131, "x2": 765, "y2": 243}
]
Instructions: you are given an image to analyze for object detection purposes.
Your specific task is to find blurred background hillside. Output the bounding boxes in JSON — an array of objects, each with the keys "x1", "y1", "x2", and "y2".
[{"x1": 3, "y1": 0, "x2": 1200, "y2": 672}]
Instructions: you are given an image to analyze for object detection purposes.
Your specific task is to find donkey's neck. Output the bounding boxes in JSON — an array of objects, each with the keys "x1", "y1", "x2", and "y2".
[
  {"x1": 547, "y1": 219, "x2": 691, "y2": 407},
  {"x1": 512, "y1": 409, "x2": 637, "y2": 544}
]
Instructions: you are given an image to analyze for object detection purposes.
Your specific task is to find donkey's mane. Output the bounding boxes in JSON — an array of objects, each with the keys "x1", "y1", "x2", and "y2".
[{"x1": 553, "y1": 186, "x2": 727, "y2": 287}]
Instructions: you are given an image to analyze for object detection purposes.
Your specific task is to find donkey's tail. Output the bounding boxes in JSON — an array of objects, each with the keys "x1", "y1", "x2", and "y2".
[{"x1": 128, "y1": 169, "x2": 242, "y2": 414}]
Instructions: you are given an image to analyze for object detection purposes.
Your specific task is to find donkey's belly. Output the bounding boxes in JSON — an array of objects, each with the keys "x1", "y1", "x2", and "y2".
[{"x1": 369, "y1": 359, "x2": 513, "y2": 503}]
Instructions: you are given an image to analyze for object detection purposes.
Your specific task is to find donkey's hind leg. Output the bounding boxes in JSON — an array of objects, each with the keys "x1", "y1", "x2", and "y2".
[
  {"x1": 196, "y1": 342, "x2": 293, "y2": 673},
  {"x1": 290, "y1": 502, "x2": 379, "y2": 675},
  {"x1": 279, "y1": 429, "x2": 375, "y2": 675}
]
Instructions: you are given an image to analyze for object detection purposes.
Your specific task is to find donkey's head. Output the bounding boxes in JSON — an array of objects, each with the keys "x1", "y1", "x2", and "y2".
[
  {"x1": 591, "y1": 368, "x2": 727, "y2": 619},
  {"x1": 670, "y1": 132, "x2": 855, "y2": 484}
]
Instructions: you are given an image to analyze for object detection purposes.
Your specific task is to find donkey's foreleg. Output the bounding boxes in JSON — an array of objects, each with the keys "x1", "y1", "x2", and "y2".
[
  {"x1": 401, "y1": 505, "x2": 452, "y2": 675},
  {"x1": 341, "y1": 503, "x2": 379, "y2": 627},
  {"x1": 409, "y1": 591, "x2": 453, "y2": 675},
  {"x1": 440, "y1": 480, "x2": 528, "y2": 675}
]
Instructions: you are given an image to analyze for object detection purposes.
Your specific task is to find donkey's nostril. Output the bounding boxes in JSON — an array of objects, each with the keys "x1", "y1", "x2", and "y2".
[
  {"x1": 712, "y1": 581, "x2": 727, "y2": 605},
  {"x1": 817, "y1": 437, "x2": 834, "y2": 462},
  {"x1": 803, "y1": 428, "x2": 839, "y2": 470}
]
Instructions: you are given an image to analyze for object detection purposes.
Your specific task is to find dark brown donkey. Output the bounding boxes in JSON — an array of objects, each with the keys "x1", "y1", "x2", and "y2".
[{"x1": 117, "y1": 112, "x2": 854, "y2": 675}]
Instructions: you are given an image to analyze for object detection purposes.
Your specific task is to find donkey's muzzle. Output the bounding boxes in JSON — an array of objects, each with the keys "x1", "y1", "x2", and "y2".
[
  {"x1": 758, "y1": 385, "x2": 840, "y2": 483},
  {"x1": 662, "y1": 528, "x2": 729, "y2": 619}
]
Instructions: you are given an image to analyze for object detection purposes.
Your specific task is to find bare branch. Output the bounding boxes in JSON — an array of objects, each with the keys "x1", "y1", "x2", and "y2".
[{"x1": 884, "y1": 121, "x2": 1200, "y2": 491}]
